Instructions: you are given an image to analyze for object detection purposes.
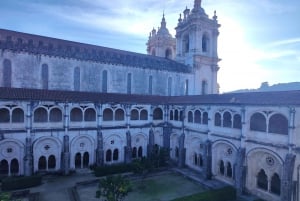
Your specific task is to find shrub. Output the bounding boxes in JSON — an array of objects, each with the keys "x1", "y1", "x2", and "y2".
[{"x1": 1, "y1": 175, "x2": 42, "y2": 191}]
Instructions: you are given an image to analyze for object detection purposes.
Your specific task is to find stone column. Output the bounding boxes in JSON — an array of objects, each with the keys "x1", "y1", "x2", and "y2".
[
  {"x1": 235, "y1": 147, "x2": 246, "y2": 196},
  {"x1": 281, "y1": 153, "x2": 296, "y2": 201},
  {"x1": 178, "y1": 133, "x2": 186, "y2": 168},
  {"x1": 124, "y1": 130, "x2": 132, "y2": 164},
  {"x1": 62, "y1": 135, "x2": 70, "y2": 175},
  {"x1": 147, "y1": 128, "x2": 154, "y2": 157},
  {"x1": 203, "y1": 140, "x2": 212, "y2": 179},
  {"x1": 96, "y1": 130, "x2": 104, "y2": 166},
  {"x1": 24, "y1": 137, "x2": 33, "y2": 176}
]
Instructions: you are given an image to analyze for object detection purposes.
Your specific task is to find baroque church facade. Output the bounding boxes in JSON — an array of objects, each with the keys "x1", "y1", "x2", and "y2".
[{"x1": 0, "y1": 1, "x2": 299, "y2": 200}]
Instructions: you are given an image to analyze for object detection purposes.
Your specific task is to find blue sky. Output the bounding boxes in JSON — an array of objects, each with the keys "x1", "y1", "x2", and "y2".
[{"x1": 1, "y1": 0, "x2": 299, "y2": 92}]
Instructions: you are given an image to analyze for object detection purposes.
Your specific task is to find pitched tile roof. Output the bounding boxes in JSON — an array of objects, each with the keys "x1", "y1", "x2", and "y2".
[
  {"x1": 1, "y1": 87, "x2": 300, "y2": 106},
  {"x1": 0, "y1": 29, "x2": 191, "y2": 73}
]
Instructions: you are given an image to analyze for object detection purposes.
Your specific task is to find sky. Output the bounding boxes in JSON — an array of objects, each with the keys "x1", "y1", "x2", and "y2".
[{"x1": 0, "y1": 0, "x2": 299, "y2": 93}]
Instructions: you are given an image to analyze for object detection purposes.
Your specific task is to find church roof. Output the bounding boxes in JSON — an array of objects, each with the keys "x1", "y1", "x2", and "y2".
[
  {"x1": 0, "y1": 29, "x2": 191, "y2": 73},
  {"x1": 1, "y1": 87, "x2": 300, "y2": 106}
]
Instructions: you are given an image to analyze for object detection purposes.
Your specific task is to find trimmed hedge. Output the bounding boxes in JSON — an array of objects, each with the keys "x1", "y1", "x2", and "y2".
[
  {"x1": 170, "y1": 186, "x2": 236, "y2": 201},
  {"x1": 94, "y1": 163, "x2": 133, "y2": 177},
  {"x1": 1, "y1": 175, "x2": 42, "y2": 191}
]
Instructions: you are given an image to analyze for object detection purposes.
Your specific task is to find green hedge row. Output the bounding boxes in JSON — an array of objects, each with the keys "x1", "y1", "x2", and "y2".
[
  {"x1": 170, "y1": 186, "x2": 236, "y2": 201},
  {"x1": 94, "y1": 163, "x2": 133, "y2": 177},
  {"x1": 1, "y1": 175, "x2": 42, "y2": 191}
]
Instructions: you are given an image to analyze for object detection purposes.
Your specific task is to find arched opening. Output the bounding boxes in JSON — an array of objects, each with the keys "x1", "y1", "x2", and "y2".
[
  {"x1": 223, "y1": 112, "x2": 232, "y2": 128},
  {"x1": 12, "y1": 108, "x2": 24, "y2": 123},
  {"x1": 153, "y1": 108, "x2": 163, "y2": 120},
  {"x1": 3, "y1": 59, "x2": 12, "y2": 87},
  {"x1": 271, "y1": 173, "x2": 281, "y2": 195},
  {"x1": 194, "y1": 153, "x2": 198, "y2": 165},
  {"x1": 257, "y1": 169, "x2": 268, "y2": 190},
  {"x1": 84, "y1": 108, "x2": 96, "y2": 121},
  {"x1": 140, "y1": 110, "x2": 148, "y2": 120},
  {"x1": 75, "y1": 153, "x2": 81, "y2": 168},
  {"x1": 70, "y1": 108, "x2": 83, "y2": 122},
  {"x1": 103, "y1": 108, "x2": 113, "y2": 121},
  {"x1": 113, "y1": 149, "x2": 119, "y2": 161},
  {"x1": 226, "y1": 162, "x2": 232, "y2": 178},
  {"x1": 202, "y1": 34, "x2": 209, "y2": 52},
  {"x1": 233, "y1": 114, "x2": 242, "y2": 129},
  {"x1": 269, "y1": 114, "x2": 288, "y2": 135},
  {"x1": 10, "y1": 158, "x2": 19, "y2": 175},
  {"x1": 195, "y1": 110, "x2": 201, "y2": 124},
  {"x1": 214, "y1": 113, "x2": 221, "y2": 127},
  {"x1": 170, "y1": 110, "x2": 174, "y2": 121},
  {"x1": 130, "y1": 109, "x2": 139, "y2": 120},
  {"x1": 138, "y1": 146, "x2": 143, "y2": 158},
  {"x1": 188, "y1": 111, "x2": 193, "y2": 123},
  {"x1": 165, "y1": 48, "x2": 172, "y2": 59},
  {"x1": 115, "y1": 109, "x2": 125, "y2": 121},
  {"x1": 203, "y1": 112, "x2": 208, "y2": 125},
  {"x1": 199, "y1": 154, "x2": 203, "y2": 167},
  {"x1": 219, "y1": 160, "x2": 224, "y2": 175},
  {"x1": 83, "y1": 152, "x2": 89, "y2": 168},
  {"x1": 174, "y1": 110, "x2": 179, "y2": 121},
  {"x1": 48, "y1": 155, "x2": 56, "y2": 169},
  {"x1": 38, "y1": 156, "x2": 47, "y2": 170},
  {"x1": 106, "y1": 150, "x2": 112, "y2": 162},
  {"x1": 0, "y1": 159, "x2": 9, "y2": 175},
  {"x1": 49, "y1": 108, "x2": 62, "y2": 122},
  {"x1": 34, "y1": 108, "x2": 48, "y2": 122},
  {"x1": 0, "y1": 108, "x2": 10, "y2": 123},
  {"x1": 182, "y1": 34, "x2": 189, "y2": 54},
  {"x1": 250, "y1": 113, "x2": 267, "y2": 132},
  {"x1": 132, "y1": 147, "x2": 137, "y2": 158}
]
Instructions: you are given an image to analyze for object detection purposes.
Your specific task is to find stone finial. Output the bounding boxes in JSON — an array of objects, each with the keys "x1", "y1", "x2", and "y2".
[{"x1": 213, "y1": 10, "x2": 218, "y2": 20}]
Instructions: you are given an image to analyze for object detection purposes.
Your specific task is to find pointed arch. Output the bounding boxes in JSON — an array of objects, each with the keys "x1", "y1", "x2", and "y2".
[{"x1": 257, "y1": 169, "x2": 268, "y2": 190}]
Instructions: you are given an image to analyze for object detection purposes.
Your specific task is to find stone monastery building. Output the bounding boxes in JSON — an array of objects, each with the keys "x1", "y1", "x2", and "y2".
[{"x1": 0, "y1": 1, "x2": 300, "y2": 200}]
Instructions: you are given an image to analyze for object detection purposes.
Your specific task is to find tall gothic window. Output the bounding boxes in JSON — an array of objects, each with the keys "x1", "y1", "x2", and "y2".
[
  {"x1": 219, "y1": 160, "x2": 225, "y2": 175},
  {"x1": 74, "y1": 67, "x2": 80, "y2": 91},
  {"x1": 223, "y1": 112, "x2": 232, "y2": 128},
  {"x1": 183, "y1": 34, "x2": 189, "y2": 54},
  {"x1": 102, "y1": 70, "x2": 108, "y2": 93},
  {"x1": 127, "y1": 73, "x2": 132, "y2": 94},
  {"x1": 271, "y1": 173, "x2": 281, "y2": 195},
  {"x1": 41, "y1": 64, "x2": 49, "y2": 89},
  {"x1": 168, "y1": 77, "x2": 172, "y2": 96},
  {"x1": 3, "y1": 59, "x2": 12, "y2": 87},
  {"x1": 148, "y1": 76, "x2": 153, "y2": 95},
  {"x1": 214, "y1": 113, "x2": 221, "y2": 126},
  {"x1": 257, "y1": 169, "x2": 268, "y2": 190},
  {"x1": 202, "y1": 33, "x2": 209, "y2": 52}
]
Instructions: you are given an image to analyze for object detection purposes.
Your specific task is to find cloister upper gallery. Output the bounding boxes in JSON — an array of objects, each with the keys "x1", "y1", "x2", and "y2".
[{"x1": 0, "y1": 1, "x2": 299, "y2": 201}]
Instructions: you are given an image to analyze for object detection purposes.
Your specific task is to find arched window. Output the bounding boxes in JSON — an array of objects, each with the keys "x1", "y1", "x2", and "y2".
[
  {"x1": 219, "y1": 160, "x2": 224, "y2": 175},
  {"x1": 127, "y1": 73, "x2": 132, "y2": 94},
  {"x1": 75, "y1": 153, "x2": 81, "y2": 168},
  {"x1": 188, "y1": 111, "x2": 193, "y2": 123},
  {"x1": 223, "y1": 112, "x2": 232, "y2": 128},
  {"x1": 174, "y1": 110, "x2": 179, "y2": 121},
  {"x1": 203, "y1": 112, "x2": 208, "y2": 125},
  {"x1": 165, "y1": 48, "x2": 172, "y2": 59},
  {"x1": 70, "y1": 108, "x2": 83, "y2": 122},
  {"x1": 41, "y1": 64, "x2": 49, "y2": 89},
  {"x1": 131, "y1": 109, "x2": 139, "y2": 120},
  {"x1": 199, "y1": 154, "x2": 203, "y2": 167},
  {"x1": 115, "y1": 109, "x2": 125, "y2": 121},
  {"x1": 74, "y1": 67, "x2": 80, "y2": 91},
  {"x1": 250, "y1": 113, "x2": 267, "y2": 132},
  {"x1": 140, "y1": 110, "x2": 148, "y2": 120},
  {"x1": 257, "y1": 169, "x2": 268, "y2": 190},
  {"x1": 168, "y1": 77, "x2": 172, "y2": 96},
  {"x1": 132, "y1": 147, "x2": 137, "y2": 158},
  {"x1": 202, "y1": 33, "x2": 209, "y2": 52},
  {"x1": 138, "y1": 146, "x2": 143, "y2": 158},
  {"x1": 10, "y1": 158, "x2": 19, "y2": 174},
  {"x1": 49, "y1": 108, "x2": 62, "y2": 122},
  {"x1": 106, "y1": 150, "x2": 112, "y2": 162},
  {"x1": 0, "y1": 108, "x2": 10, "y2": 123},
  {"x1": 83, "y1": 152, "x2": 89, "y2": 168},
  {"x1": 153, "y1": 108, "x2": 163, "y2": 120},
  {"x1": 183, "y1": 34, "x2": 189, "y2": 54},
  {"x1": 170, "y1": 110, "x2": 174, "y2": 121},
  {"x1": 271, "y1": 173, "x2": 281, "y2": 195},
  {"x1": 102, "y1": 70, "x2": 108, "y2": 93},
  {"x1": 233, "y1": 114, "x2": 242, "y2": 129},
  {"x1": 179, "y1": 111, "x2": 183, "y2": 121},
  {"x1": 148, "y1": 76, "x2": 153, "y2": 95},
  {"x1": 202, "y1": 80, "x2": 208, "y2": 95},
  {"x1": 113, "y1": 149, "x2": 119, "y2": 161},
  {"x1": 195, "y1": 110, "x2": 201, "y2": 124},
  {"x1": 38, "y1": 156, "x2": 47, "y2": 170},
  {"x1": 214, "y1": 113, "x2": 221, "y2": 127},
  {"x1": 194, "y1": 153, "x2": 198, "y2": 165},
  {"x1": 3, "y1": 59, "x2": 12, "y2": 87},
  {"x1": 269, "y1": 114, "x2": 288, "y2": 135},
  {"x1": 12, "y1": 108, "x2": 24, "y2": 123},
  {"x1": 34, "y1": 108, "x2": 48, "y2": 122},
  {"x1": 103, "y1": 108, "x2": 113, "y2": 121},
  {"x1": 48, "y1": 155, "x2": 56, "y2": 169},
  {"x1": 0, "y1": 159, "x2": 9, "y2": 175},
  {"x1": 226, "y1": 162, "x2": 232, "y2": 178},
  {"x1": 84, "y1": 108, "x2": 96, "y2": 121},
  {"x1": 175, "y1": 147, "x2": 179, "y2": 158}
]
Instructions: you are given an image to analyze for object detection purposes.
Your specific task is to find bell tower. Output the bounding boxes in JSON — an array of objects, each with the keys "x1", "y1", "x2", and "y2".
[
  {"x1": 175, "y1": 0, "x2": 220, "y2": 94},
  {"x1": 147, "y1": 14, "x2": 176, "y2": 59}
]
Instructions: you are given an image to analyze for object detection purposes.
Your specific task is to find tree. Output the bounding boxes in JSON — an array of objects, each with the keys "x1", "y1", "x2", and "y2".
[
  {"x1": 96, "y1": 175, "x2": 131, "y2": 201},
  {"x1": 0, "y1": 192, "x2": 10, "y2": 201}
]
